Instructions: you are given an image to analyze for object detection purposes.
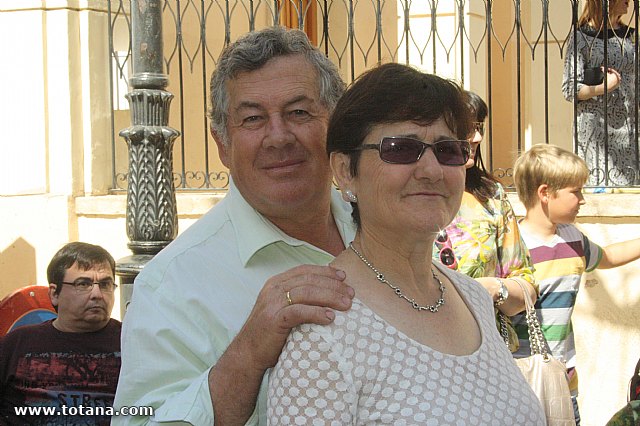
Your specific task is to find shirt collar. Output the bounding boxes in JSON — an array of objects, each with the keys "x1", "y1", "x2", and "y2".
[{"x1": 227, "y1": 178, "x2": 356, "y2": 266}]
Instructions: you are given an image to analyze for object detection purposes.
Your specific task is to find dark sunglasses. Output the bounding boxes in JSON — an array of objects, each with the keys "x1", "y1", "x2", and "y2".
[
  {"x1": 355, "y1": 137, "x2": 470, "y2": 166},
  {"x1": 473, "y1": 121, "x2": 485, "y2": 136}
]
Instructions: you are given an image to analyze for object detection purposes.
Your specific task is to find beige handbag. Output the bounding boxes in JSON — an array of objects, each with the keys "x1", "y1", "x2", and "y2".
[{"x1": 513, "y1": 281, "x2": 576, "y2": 426}]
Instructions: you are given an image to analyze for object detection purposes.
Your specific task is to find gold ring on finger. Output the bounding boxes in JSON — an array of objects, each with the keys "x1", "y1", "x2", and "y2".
[{"x1": 286, "y1": 290, "x2": 293, "y2": 306}]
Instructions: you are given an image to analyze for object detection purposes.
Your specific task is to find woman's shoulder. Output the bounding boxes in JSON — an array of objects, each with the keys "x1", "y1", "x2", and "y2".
[
  {"x1": 436, "y1": 264, "x2": 494, "y2": 309},
  {"x1": 578, "y1": 24, "x2": 635, "y2": 40},
  {"x1": 289, "y1": 299, "x2": 373, "y2": 345},
  {"x1": 477, "y1": 181, "x2": 510, "y2": 213},
  {"x1": 282, "y1": 299, "x2": 402, "y2": 372},
  {"x1": 578, "y1": 25, "x2": 599, "y2": 37}
]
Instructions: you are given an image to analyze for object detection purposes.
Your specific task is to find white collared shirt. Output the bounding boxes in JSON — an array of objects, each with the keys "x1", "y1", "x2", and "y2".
[{"x1": 113, "y1": 179, "x2": 356, "y2": 425}]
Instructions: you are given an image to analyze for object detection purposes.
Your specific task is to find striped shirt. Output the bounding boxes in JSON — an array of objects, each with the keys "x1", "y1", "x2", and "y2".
[{"x1": 512, "y1": 223, "x2": 602, "y2": 370}]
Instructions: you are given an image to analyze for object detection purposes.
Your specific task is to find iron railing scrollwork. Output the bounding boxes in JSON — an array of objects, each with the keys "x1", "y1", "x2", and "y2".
[{"x1": 108, "y1": 0, "x2": 640, "y2": 190}]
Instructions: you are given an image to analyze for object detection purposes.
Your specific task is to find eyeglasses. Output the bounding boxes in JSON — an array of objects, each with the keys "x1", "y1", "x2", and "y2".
[
  {"x1": 58, "y1": 278, "x2": 118, "y2": 294},
  {"x1": 355, "y1": 137, "x2": 470, "y2": 166},
  {"x1": 473, "y1": 122, "x2": 485, "y2": 136}
]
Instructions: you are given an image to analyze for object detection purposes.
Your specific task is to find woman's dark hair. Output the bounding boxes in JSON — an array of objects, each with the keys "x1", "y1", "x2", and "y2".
[
  {"x1": 464, "y1": 90, "x2": 499, "y2": 205},
  {"x1": 47, "y1": 242, "x2": 116, "y2": 296},
  {"x1": 466, "y1": 90, "x2": 488, "y2": 122},
  {"x1": 327, "y1": 63, "x2": 472, "y2": 227}
]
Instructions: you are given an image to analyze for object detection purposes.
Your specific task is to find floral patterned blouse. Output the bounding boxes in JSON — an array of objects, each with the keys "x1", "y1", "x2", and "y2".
[{"x1": 433, "y1": 183, "x2": 536, "y2": 351}]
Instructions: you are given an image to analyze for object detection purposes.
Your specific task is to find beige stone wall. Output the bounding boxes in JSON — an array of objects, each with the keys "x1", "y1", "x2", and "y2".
[
  {"x1": 576, "y1": 222, "x2": 640, "y2": 425},
  {"x1": 0, "y1": 0, "x2": 113, "y2": 294}
]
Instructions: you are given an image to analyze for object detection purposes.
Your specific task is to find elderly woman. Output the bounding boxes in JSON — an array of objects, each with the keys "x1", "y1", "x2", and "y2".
[{"x1": 266, "y1": 63, "x2": 544, "y2": 424}]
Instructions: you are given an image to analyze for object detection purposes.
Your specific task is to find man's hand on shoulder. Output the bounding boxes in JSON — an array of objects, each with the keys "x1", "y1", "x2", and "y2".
[
  {"x1": 208, "y1": 265, "x2": 353, "y2": 425},
  {"x1": 240, "y1": 264, "x2": 353, "y2": 370}
]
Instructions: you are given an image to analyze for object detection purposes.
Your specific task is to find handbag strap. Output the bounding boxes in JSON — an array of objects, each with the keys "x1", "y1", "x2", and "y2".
[
  {"x1": 514, "y1": 280, "x2": 551, "y2": 360},
  {"x1": 498, "y1": 311, "x2": 510, "y2": 347}
]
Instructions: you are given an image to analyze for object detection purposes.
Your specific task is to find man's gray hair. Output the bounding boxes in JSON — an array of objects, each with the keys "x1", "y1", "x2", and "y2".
[{"x1": 208, "y1": 26, "x2": 346, "y2": 145}]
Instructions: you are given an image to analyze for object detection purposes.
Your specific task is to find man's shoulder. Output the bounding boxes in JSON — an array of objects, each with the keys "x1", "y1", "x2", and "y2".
[
  {"x1": 164, "y1": 195, "x2": 235, "y2": 251},
  {"x1": 103, "y1": 318, "x2": 122, "y2": 334},
  {"x1": 2, "y1": 319, "x2": 122, "y2": 344},
  {"x1": 137, "y1": 196, "x2": 237, "y2": 282},
  {"x1": 0, "y1": 321, "x2": 55, "y2": 357}
]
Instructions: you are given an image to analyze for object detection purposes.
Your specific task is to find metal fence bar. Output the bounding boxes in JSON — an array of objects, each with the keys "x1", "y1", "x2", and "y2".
[
  {"x1": 486, "y1": 0, "x2": 493, "y2": 172},
  {"x1": 430, "y1": 1, "x2": 437, "y2": 73},
  {"x1": 175, "y1": 0, "x2": 188, "y2": 189},
  {"x1": 636, "y1": 0, "x2": 640, "y2": 175},
  {"x1": 200, "y1": 0, "x2": 211, "y2": 183},
  {"x1": 543, "y1": 0, "x2": 550, "y2": 145},
  {"x1": 458, "y1": 0, "x2": 465, "y2": 84},
  {"x1": 515, "y1": 0, "x2": 522, "y2": 154},
  {"x1": 603, "y1": 0, "x2": 609, "y2": 185},
  {"x1": 348, "y1": 0, "x2": 355, "y2": 80},
  {"x1": 108, "y1": 0, "x2": 117, "y2": 191},
  {"x1": 572, "y1": 0, "x2": 579, "y2": 155}
]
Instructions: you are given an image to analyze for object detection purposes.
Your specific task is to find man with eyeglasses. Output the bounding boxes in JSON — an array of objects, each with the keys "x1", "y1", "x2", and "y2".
[{"x1": 0, "y1": 242, "x2": 121, "y2": 425}]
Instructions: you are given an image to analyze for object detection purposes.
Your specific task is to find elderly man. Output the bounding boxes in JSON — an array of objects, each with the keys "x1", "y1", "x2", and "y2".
[
  {"x1": 0, "y1": 242, "x2": 121, "y2": 425},
  {"x1": 114, "y1": 27, "x2": 355, "y2": 425}
]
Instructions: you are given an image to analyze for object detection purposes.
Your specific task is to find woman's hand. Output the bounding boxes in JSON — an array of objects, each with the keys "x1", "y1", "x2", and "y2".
[
  {"x1": 603, "y1": 67, "x2": 622, "y2": 91},
  {"x1": 577, "y1": 67, "x2": 622, "y2": 100},
  {"x1": 475, "y1": 276, "x2": 536, "y2": 316}
]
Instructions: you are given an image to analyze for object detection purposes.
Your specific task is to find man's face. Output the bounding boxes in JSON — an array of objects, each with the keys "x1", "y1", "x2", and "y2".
[
  {"x1": 214, "y1": 54, "x2": 333, "y2": 222},
  {"x1": 49, "y1": 261, "x2": 115, "y2": 332}
]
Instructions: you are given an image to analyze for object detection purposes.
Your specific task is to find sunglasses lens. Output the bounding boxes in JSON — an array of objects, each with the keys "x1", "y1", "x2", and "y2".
[
  {"x1": 377, "y1": 138, "x2": 469, "y2": 165},
  {"x1": 439, "y1": 247, "x2": 457, "y2": 267},
  {"x1": 435, "y1": 230, "x2": 449, "y2": 244},
  {"x1": 434, "y1": 141, "x2": 470, "y2": 165},
  {"x1": 379, "y1": 138, "x2": 424, "y2": 164}
]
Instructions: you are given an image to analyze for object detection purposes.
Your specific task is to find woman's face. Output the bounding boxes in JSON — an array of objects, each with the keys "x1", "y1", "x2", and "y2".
[
  {"x1": 335, "y1": 119, "x2": 466, "y2": 240},
  {"x1": 466, "y1": 120, "x2": 484, "y2": 169},
  {"x1": 610, "y1": 0, "x2": 630, "y2": 18}
]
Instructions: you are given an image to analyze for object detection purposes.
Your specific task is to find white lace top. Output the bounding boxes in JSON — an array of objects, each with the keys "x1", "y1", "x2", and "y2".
[{"x1": 267, "y1": 267, "x2": 545, "y2": 425}]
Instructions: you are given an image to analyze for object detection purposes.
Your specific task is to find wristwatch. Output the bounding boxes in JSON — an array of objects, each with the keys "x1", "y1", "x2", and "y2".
[{"x1": 494, "y1": 278, "x2": 509, "y2": 307}]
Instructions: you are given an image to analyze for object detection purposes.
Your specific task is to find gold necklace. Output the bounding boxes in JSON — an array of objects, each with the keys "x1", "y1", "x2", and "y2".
[{"x1": 349, "y1": 243, "x2": 445, "y2": 313}]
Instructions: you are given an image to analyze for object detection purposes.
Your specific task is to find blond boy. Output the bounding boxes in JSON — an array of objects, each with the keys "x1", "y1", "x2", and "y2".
[{"x1": 512, "y1": 143, "x2": 640, "y2": 424}]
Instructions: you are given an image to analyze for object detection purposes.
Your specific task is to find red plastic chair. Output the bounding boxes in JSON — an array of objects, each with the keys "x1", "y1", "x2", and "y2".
[{"x1": 0, "y1": 285, "x2": 57, "y2": 336}]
